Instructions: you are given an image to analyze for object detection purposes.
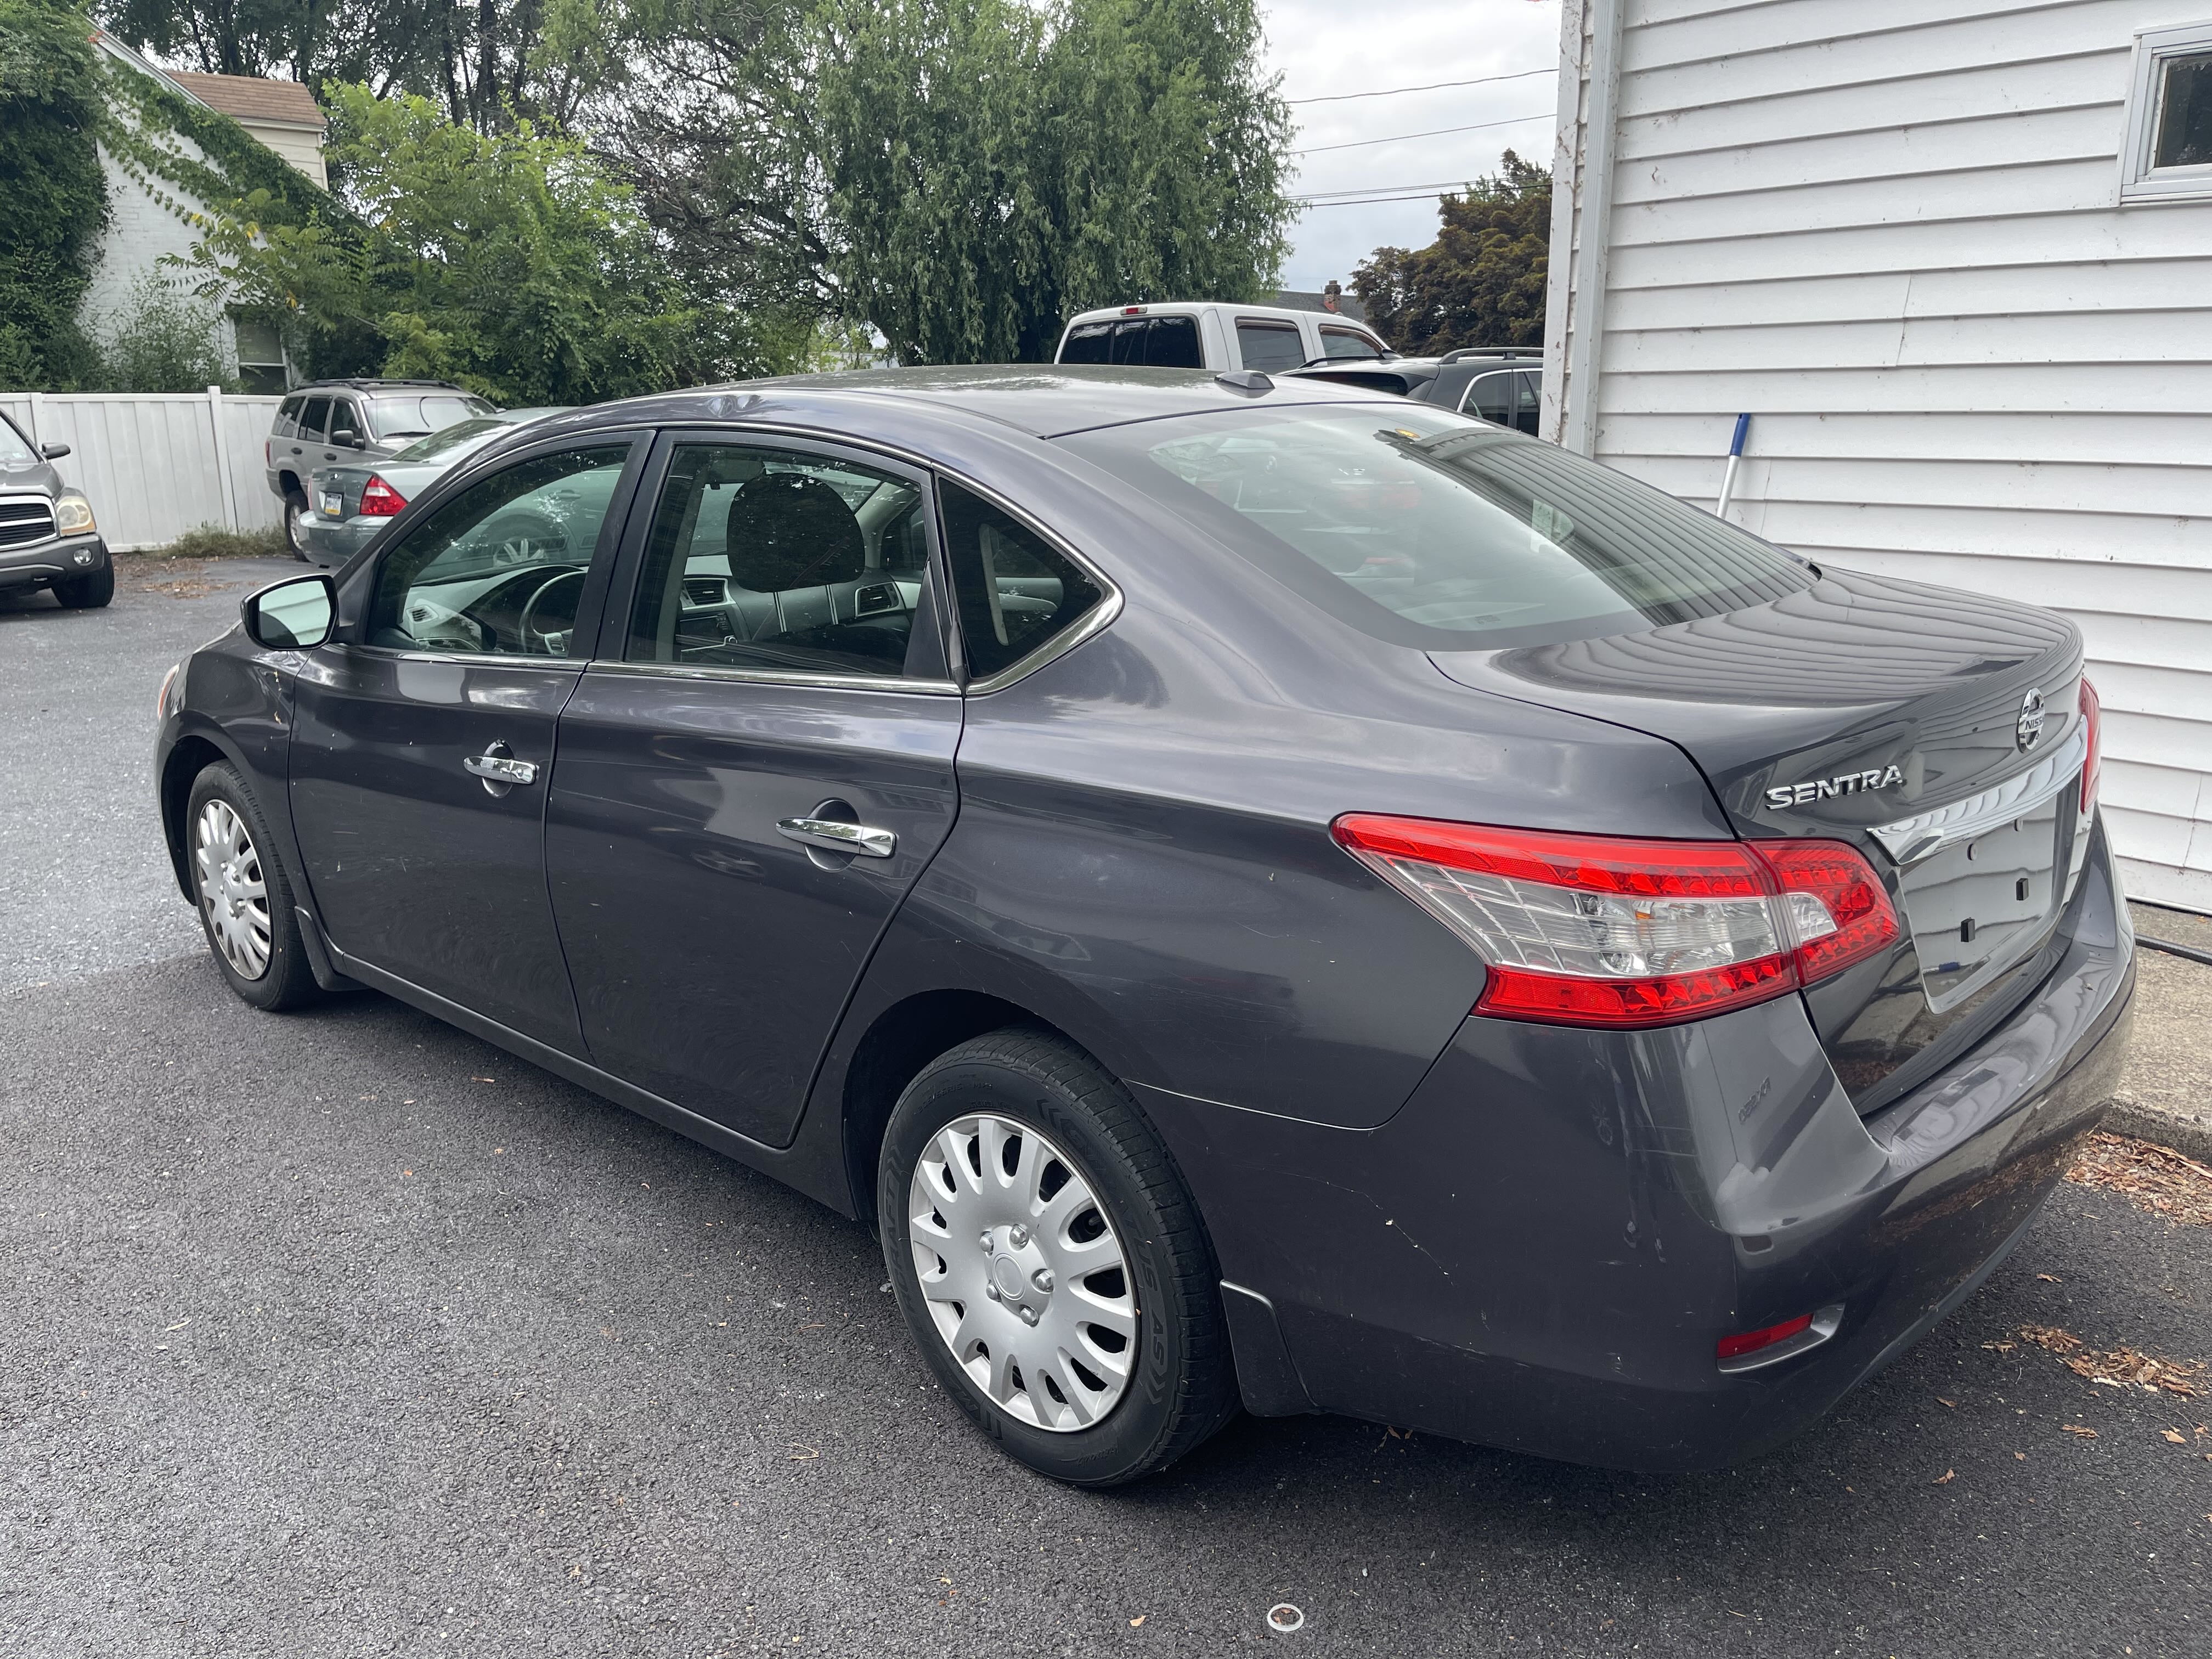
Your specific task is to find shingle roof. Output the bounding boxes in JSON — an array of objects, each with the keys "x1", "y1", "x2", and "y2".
[
  {"x1": 1271, "y1": 290, "x2": 1370, "y2": 324},
  {"x1": 168, "y1": 71, "x2": 325, "y2": 130}
]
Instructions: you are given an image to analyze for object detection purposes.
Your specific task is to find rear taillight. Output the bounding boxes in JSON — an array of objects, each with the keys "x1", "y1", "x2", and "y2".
[
  {"x1": 359, "y1": 475, "x2": 407, "y2": 516},
  {"x1": 1330, "y1": 816, "x2": 1900, "y2": 1030},
  {"x1": 2079, "y1": 675, "x2": 2101, "y2": 816}
]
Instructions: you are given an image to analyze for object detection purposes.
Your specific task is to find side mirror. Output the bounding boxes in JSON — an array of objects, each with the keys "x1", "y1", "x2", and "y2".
[
  {"x1": 332, "y1": 428, "x2": 365, "y2": 449},
  {"x1": 242, "y1": 573, "x2": 336, "y2": 650},
  {"x1": 41, "y1": 442, "x2": 70, "y2": 460}
]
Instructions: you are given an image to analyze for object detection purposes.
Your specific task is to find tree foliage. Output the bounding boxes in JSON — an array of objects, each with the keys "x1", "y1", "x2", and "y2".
[
  {"x1": 95, "y1": 273, "x2": 236, "y2": 391},
  {"x1": 1352, "y1": 152, "x2": 1550, "y2": 357},
  {"x1": 177, "y1": 83, "x2": 780, "y2": 402},
  {"x1": 0, "y1": 0, "x2": 109, "y2": 389},
  {"x1": 603, "y1": 0, "x2": 1295, "y2": 363}
]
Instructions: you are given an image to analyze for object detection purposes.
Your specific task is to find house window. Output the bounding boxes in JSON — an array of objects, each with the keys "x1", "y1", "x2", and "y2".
[
  {"x1": 232, "y1": 314, "x2": 290, "y2": 394},
  {"x1": 2120, "y1": 21, "x2": 2212, "y2": 203}
]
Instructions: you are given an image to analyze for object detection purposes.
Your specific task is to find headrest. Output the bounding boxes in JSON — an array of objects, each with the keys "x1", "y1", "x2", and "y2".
[{"x1": 724, "y1": 473, "x2": 866, "y2": 590}]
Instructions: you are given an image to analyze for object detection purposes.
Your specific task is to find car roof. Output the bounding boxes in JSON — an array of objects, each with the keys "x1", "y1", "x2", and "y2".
[
  {"x1": 1060, "y1": 302, "x2": 1382, "y2": 333},
  {"x1": 520, "y1": 364, "x2": 1413, "y2": 448}
]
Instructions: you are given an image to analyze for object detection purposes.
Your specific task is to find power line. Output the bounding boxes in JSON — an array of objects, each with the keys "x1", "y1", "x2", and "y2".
[
  {"x1": 1291, "y1": 177, "x2": 1487, "y2": 201},
  {"x1": 1294, "y1": 110, "x2": 1553, "y2": 156},
  {"x1": 1293, "y1": 189, "x2": 1485, "y2": 208},
  {"x1": 1286, "y1": 65, "x2": 1553, "y2": 105}
]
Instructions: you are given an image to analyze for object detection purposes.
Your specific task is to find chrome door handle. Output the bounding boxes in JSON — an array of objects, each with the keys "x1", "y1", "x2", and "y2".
[
  {"x1": 776, "y1": 817, "x2": 896, "y2": 859},
  {"x1": 465, "y1": 746, "x2": 538, "y2": 788}
]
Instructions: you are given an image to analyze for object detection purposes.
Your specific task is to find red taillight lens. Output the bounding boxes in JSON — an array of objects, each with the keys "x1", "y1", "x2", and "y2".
[
  {"x1": 1330, "y1": 815, "x2": 1900, "y2": 1030},
  {"x1": 1717, "y1": 1312, "x2": 1815, "y2": 1362},
  {"x1": 359, "y1": 475, "x2": 407, "y2": 516},
  {"x1": 2079, "y1": 675, "x2": 2101, "y2": 816}
]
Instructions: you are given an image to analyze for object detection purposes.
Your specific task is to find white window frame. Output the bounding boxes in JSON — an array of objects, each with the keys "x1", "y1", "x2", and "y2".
[{"x1": 2119, "y1": 19, "x2": 2212, "y2": 205}]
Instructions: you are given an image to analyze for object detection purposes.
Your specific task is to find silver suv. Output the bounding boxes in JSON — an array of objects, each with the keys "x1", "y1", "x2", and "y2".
[
  {"x1": 0, "y1": 411, "x2": 109, "y2": 610},
  {"x1": 264, "y1": 379, "x2": 494, "y2": 556}
]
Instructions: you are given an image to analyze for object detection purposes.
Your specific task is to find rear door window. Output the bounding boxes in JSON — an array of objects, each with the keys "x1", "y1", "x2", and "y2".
[
  {"x1": 1514, "y1": 371, "x2": 1543, "y2": 435},
  {"x1": 1235, "y1": 321, "x2": 1304, "y2": 373},
  {"x1": 1464, "y1": 371, "x2": 1515, "y2": 425},
  {"x1": 939, "y1": 480, "x2": 1106, "y2": 681},
  {"x1": 1059, "y1": 321, "x2": 1114, "y2": 364},
  {"x1": 296, "y1": 397, "x2": 332, "y2": 442},
  {"x1": 1144, "y1": 315, "x2": 1203, "y2": 368},
  {"x1": 627, "y1": 443, "x2": 937, "y2": 680},
  {"x1": 1319, "y1": 327, "x2": 1382, "y2": 360}
]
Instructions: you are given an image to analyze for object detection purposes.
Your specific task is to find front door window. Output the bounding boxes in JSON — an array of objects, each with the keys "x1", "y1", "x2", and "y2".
[{"x1": 366, "y1": 445, "x2": 631, "y2": 657}]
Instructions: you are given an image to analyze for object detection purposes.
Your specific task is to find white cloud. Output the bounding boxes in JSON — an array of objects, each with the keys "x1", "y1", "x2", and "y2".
[{"x1": 1258, "y1": 0, "x2": 1561, "y2": 293}]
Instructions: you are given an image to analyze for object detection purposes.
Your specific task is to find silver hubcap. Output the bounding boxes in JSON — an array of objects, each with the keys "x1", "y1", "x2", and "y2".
[
  {"x1": 194, "y1": 799, "x2": 271, "y2": 979},
  {"x1": 907, "y1": 1113, "x2": 1137, "y2": 1432}
]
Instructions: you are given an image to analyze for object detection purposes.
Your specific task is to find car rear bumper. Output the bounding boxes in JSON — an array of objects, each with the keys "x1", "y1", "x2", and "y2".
[
  {"x1": 1146, "y1": 819, "x2": 2136, "y2": 1471},
  {"x1": 0, "y1": 533, "x2": 109, "y2": 590}
]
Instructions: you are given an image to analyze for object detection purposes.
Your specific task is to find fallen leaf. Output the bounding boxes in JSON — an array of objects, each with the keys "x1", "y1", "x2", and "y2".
[
  {"x1": 788, "y1": 1443, "x2": 819, "y2": 1462},
  {"x1": 2061, "y1": 1424, "x2": 2097, "y2": 1438},
  {"x1": 1130, "y1": 1616, "x2": 1146, "y2": 1627},
  {"x1": 2036, "y1": 1274, "x2": 2061, "y2": 1283},
  {"x1": 1933, "y1": 1469, "x2": 1956, "y2": 1485},
  {"x1": 471, "y1": 1076, "x2": 495, "y2": 1083},
  {"x1": 1936, "y1": 1397, "x2": 1956, "y2": 1408},
  {"x1": 2163, "y1": 1429, "x2": 2188, "y2": 1444},
  {"x1": 2066, "y1": 1131, "x2": 2212, "y2": 1227},
  {"x1": 163, "y1": 1318, "x2": 190, "y2": 1332},
  {"x1": 2014, "y1": 1452, "x2": 2026, "y2": 1460}
]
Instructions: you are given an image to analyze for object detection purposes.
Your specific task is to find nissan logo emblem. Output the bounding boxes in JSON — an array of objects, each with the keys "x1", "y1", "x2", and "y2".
[{"x1": 2016, "y1": 689, "x2": 2046, "y2": 752}]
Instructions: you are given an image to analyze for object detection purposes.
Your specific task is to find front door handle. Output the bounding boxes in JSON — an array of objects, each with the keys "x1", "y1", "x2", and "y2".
[
  {"x1": 465, "y1": 743, "x2": 538, "y2": 795},
  {"x1": 776, "y1": 816, "x2": 896, "y2": 859}
]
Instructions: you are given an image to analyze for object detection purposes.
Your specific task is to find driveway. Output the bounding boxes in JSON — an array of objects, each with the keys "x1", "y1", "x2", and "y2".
[{"x1": 4, "y1": 560, "x2": 2208, "y2": 1657}]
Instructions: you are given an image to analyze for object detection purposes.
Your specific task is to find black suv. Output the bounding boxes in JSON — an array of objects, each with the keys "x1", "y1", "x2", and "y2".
[
  {"x1": 1288, "y1": 347, "x2": 1544, "y2": 433},
  {"x1": 264, "y1": 380, "x2": 495, "y2": 556}
]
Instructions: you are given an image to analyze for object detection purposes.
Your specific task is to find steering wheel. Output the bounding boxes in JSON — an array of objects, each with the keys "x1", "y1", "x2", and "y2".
[{"x1": 519, "y1": 566, "x2": 588, "y2": 654}]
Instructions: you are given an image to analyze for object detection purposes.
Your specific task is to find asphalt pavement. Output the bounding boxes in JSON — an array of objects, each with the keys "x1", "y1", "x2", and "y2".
[{"x1": 3, "y1": 558, "x2": 2208, "y2": 1657}]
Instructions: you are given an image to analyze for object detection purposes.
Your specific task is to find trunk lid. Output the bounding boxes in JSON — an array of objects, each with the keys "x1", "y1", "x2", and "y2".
[{"x1": 1431, "y1": 565, "x2": 2095, "y2": 1109}]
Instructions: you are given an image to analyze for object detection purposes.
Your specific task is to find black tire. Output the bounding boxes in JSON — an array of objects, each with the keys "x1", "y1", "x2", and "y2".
[
  {"x1": 879, "y1": 1028, "x2": 1238, "y2": 1486},
  {"x1": 52, "y1": 562, "x2": 114, "y2": 608},
  {"x1": 183, "y1": 761, "x2": 322, "y2": 1011},
  {"x1": 283, "y1": 491, "x2": 312, "y2": 560}
]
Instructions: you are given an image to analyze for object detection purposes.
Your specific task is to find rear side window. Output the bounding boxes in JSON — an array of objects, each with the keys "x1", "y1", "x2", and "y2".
[
  {"x1": 1235, "y1": 320, "x2": 1304, "y2": 373},
  {"x1": 1059, "y1": 322, "x2": 1113, "y2": 364},
  {"x1": 1464, "y1": 371, "x2": 1514, "y2": 425},
  {"x1": 939, "y1": 480, "x2": 1105, "y2": 681},
  {"x1": 1144, "y1": 315, "x2": 1203, "y2": 368},
  {"x1": 274, "y1": 395, "x2": 304, "y2": 437},
  {"x1": 1057, "y1": 407, "x2": 1813, "y2": 652},
  {"x1": 1319, "y1": 327, "x2": 1383, "y2": 360},
  {"x1": 1515, "y1": 371, "x2": 1543, "y2": 436}
]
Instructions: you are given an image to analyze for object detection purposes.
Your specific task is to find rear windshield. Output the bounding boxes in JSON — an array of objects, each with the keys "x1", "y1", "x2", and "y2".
[
  {"x1": 391, "y1": 417, "x2": 511, "y2": 464},
  {"x1": 1056, "y1": 405, "x2": 1815, "y2": 651},
  {"x1": 370, "y1": 394, "x2": 494, "y2": 439}
]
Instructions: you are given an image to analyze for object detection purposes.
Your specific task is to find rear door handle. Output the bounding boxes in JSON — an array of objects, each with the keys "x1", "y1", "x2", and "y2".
[
  {"x1": 465, "y1": 743, "x2": 538, "y2": 793},
  {"x1": 776, "y1": 817, "x2": 896, "y2": 859}
]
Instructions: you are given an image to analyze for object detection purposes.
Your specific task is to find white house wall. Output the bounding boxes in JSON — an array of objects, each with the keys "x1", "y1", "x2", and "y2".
[{"x1": 1546, "y1": 0, "x2": 2212, "y2": 913}]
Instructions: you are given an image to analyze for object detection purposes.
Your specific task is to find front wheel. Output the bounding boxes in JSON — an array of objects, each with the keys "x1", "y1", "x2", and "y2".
[
  {"x1": 879, "y1": 1029, "x2": 1238, "y2": 1486},
  {"x1": 52, "y1": 562, "x2": 113, "y2": 608},
  {"x1": 185, "y1": 762, "x2": 321, "y2": 1011},
  {"x1": 283, "y1": 493, "x2": 312, "y2": 560}
]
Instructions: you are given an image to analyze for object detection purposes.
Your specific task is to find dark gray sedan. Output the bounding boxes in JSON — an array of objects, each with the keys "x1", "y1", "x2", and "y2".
[{"x1": 151, "y1": 366, "x2": 2135, "y2": 1485}]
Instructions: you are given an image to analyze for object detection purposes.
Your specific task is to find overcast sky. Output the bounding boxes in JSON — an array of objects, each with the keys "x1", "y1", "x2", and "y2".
[{"x1": 1260, "y1": 0, "x2": 1561, "y2": 292}]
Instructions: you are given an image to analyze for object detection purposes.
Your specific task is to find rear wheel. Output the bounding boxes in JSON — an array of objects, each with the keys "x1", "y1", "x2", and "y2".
[
  {"x1": 185, "y1": 762, "x2": 320, "y2": 1011},
  {"x1": 879, "y1": 1029, "x2": 1238, "y2": 1486},
  {"x1": 52, "y1": 562, "x2": 112, "y2": 608},
  {"x1": 283, "y1": 492, "x2": 312, "y2": 560}
]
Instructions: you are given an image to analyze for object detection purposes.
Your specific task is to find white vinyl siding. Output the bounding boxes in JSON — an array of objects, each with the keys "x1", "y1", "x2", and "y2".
[{"x1": 1547, "y1": 0, "x2": 2212, "y2": 912}]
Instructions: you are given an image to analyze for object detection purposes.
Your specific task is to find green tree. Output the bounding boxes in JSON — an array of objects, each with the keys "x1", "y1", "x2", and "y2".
[
  {"x1": 0, "y1": 0, "x2": 109, "y2": 390},
  {"x1": 1352, "y1": 151, "x2": 1550, "y2": 357},
  {"x1": 603, "y1": 0, "x2": 1295, "y2": 364},
  {"x1": 177, "y1": 83, "x2": 781, "y2": 402},
  {"x1": 95, "y1": 273, "x2": 237, "y2": 391}
]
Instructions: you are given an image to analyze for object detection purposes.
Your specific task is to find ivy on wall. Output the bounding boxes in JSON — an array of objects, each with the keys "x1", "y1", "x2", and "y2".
[{"x1": 0, "y1": 0, "x2": 108, "y2": 390}]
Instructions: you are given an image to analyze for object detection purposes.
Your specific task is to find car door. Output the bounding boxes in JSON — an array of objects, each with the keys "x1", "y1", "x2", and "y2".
[
  {"x1": 544, "y1": 433, "x2": 965, "y2": 1146},
  {"x1": 287, "y1": 435, "x2": 647, "y2": 1049},
  {"x1": 285, "y1": 395, "x2": 331, "y2": 471}
]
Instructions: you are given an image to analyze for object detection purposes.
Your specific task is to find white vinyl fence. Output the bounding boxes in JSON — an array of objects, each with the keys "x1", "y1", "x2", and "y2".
[{"x1": 1, "y1": 390, "x2": 284, "y2": 551}]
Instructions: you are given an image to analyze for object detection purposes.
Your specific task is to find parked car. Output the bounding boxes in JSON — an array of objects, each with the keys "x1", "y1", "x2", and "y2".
[
  {"x1": 156, "y1": 365, "x2": 2134, "y2": 1487},
  {"x1": 1289, "y1": 347, "x2": 1544, "y2": 432},
  {"x1": 264, "y1": 379, "x2": 497, "y2": 556},
  {"x1": 300, "y1": 409, "x2": 572, "y2": 566},
  {"x1": 0, "y1": 410, "x2": 110, "y2": 610},
  {"x1": 1055, "y1": 301, "x2": 1390, "y2": 373}
]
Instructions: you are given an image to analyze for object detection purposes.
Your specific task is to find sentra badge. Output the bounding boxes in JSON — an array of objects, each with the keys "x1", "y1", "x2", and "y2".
[{"x1": 1765, "y1": 764, "x2": 1905, "y2": 810}]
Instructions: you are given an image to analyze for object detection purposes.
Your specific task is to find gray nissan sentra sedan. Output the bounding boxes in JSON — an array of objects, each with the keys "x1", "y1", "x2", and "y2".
[{"x1": 151, "y1": 366, "x2": 2135, "y2": 1485}]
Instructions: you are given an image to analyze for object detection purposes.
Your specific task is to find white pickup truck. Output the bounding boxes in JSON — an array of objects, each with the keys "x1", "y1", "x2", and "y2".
[{"x1": 1054, "y1": 302, "x2": 1391, "y2": 373}]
